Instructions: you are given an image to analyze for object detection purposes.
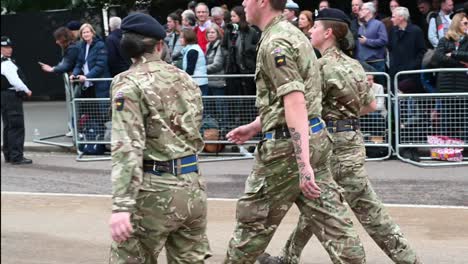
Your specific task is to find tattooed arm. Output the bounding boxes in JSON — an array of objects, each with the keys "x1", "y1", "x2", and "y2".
[{"x1": 284, "y1": 91, "x2": 321, "y2": 199}]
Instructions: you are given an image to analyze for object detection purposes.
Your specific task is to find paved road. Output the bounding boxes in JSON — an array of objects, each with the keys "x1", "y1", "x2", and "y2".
[
  {"x1": 2, "y1": 102, "x2": 468, "y2": 263},
  {"x1": 2, "y1": 152, "x2": 467, "y2": 206}
]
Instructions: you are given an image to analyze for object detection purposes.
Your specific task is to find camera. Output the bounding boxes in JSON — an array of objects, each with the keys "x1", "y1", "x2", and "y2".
[
  {"x1": 226, "y1": 23, "x2": 239, "y2": 32},
  {"x1": 71, "y1": 76, "x2": 80, "y2": 80}
]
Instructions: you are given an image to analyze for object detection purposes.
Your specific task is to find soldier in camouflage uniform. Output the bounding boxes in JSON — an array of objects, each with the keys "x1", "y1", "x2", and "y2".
[
  {"x1": 259, "y1": 8, "x2": 421, "y2": 264},
  {"x1": 108, "y1": 13, "x2": 211, "y2": 264},
  {"x1": 224, "y1": 1, "x2": 366, "y2": 263}
]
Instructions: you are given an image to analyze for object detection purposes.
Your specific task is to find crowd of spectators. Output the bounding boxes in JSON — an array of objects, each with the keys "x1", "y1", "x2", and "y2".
[{"x1": 34, "y1": 0, "x2": 466, "y2": 136}]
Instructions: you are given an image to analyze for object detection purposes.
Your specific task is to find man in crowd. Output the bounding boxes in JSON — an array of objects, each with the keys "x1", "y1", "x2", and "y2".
[
  {"x1": 1, "y1": 36, "x2": 33, "y2": 165},
  {"x1": 194, "y1": 2, "x2": 212, "y2": 53},
  {"x1": 211, "y1": 6, "x2": 226, "y2": 31},
  {"x1": 428, "y1": 0, "x2": 454, "y2": 48},
  {"x1": 389, "y1": 7, "x2": 427, "y2": 93},
  {"x1": 356, "y1": 2, "x2": 388, "y2": 80},
  {"x1": 319, "y1": 0, "x2": 330, "y2": 10},
  {"x1": 106, "y1": 16, "x2": 130, "y2": 76},
  {"x1": 66, "y1": 20, "x2": 82, "y2": 41},
  {"x1": 416, "y1": 0, "x2": 436, "y2": 47},
  {"x1": 283, "y1": 0, "x2": 300, "y2": 27},
  {"x1": 350, "y1": 0, "x2": 363, "y2": 41}
]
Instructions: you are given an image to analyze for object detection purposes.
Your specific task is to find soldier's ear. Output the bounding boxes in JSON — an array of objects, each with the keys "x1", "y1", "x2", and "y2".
[{"x1": 156, "y1": 40, "x2": 163, "y2": 52}]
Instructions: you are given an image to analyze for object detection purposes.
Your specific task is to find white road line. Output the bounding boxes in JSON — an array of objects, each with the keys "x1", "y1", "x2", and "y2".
[{"x1": 2, "y1": 191, "x2": 467, "y2": 210}]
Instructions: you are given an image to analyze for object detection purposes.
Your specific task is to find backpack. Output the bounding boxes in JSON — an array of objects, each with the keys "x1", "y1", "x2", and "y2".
[{"x1": 78, "y1": 116, "x2": 106, "y2": 155}]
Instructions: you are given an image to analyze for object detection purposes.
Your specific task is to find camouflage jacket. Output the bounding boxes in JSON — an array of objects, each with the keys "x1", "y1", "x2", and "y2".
[
  {"x1": 110, "y1": 52, "x2": 204, "y2": 212},
  {"x1": 320, "y1": 46, "x2": 375, "y2": 120},
  {"x1": 255, "y1": 15, "x2": 322, "y2": 133}
]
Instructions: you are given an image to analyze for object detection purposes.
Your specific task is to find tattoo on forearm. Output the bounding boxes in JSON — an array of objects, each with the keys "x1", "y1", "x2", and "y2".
[{"x1": 289, "y1": 128, "x2": 311, "y2": 181}]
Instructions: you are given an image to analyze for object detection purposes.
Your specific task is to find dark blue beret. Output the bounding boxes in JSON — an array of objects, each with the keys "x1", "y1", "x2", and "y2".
[
  {"x1": 314, "y1": 8, "x2": 351, "y2": 26},
  {"x1": 66, "y1": 20, "x2": 82, "y2": 31},
  {"x1": 121, "y1": 13, "x2": 166, "y2": 40},
  {"x1": 1, "y1": 36, "x2": 13, "y2": 47}
]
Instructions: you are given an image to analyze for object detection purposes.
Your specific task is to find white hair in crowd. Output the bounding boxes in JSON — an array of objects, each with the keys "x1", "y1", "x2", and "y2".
[
  {"x1": 109, "y1": 16, "x2": 122, "y2": 31},
  {"x1": 211, "y1": 6, "x2": 224, "y2": 17},
  {"x1": 393, "y1": 6, "x2": 410, "y2": 21},
  {"x1": 362, "y1": 2, "x2": 376, "y2": 15}
]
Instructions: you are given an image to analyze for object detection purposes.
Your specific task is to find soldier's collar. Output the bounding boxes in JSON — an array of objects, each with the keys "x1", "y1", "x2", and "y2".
[
  {"x1": 321, "y1": 45, "x2": 340, "y2": 56},
  {"x1": 138, "y1": 52, "x2": 162, "y2": 64},
  {"x1": 263, "y1": 15, "x2": 284, "y2": 33}
]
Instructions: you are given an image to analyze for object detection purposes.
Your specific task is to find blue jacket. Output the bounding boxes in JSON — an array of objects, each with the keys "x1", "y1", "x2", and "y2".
[
  {"x1": 105, "y1": 29, "x2": 130, "y2": 77},
  {"x1": 356, "y1": 18, "x2": 388, "y2": 62},
  {"x1": 73, "y1": 37, "x2": 111, "y2": 98},
  {"x1": 53, "y1": 41, "x2": 80, "y2": 74}
]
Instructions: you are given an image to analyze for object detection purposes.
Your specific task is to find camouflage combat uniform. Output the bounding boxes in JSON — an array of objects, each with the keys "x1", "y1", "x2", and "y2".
[
  {"x1": 109, "y1": 53, "x2": 211, "y2": 263},
  {"x1": 280, "y1": 47, "x2": 421, "y2": 264},
  {"x1": 224, "y1": 16, "x2": 366, "y2": 264}
]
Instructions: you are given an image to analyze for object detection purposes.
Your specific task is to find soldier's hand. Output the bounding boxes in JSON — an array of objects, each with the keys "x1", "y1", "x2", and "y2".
[
  {"x1": 227, "y1": 125, "x2": 256, "y2": 145},
  {"x1": 109, "y1": 212, "x2": 133, "y2": 243},
  {"x1": 299, "y1": 165, "x2": 321, "y2": 199},
  {"x1": 26, "y1": 90, "x2": 32, "y2": 97}
]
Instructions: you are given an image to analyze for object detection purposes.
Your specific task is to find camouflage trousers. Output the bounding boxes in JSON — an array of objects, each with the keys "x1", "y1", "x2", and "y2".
[
  {"x1": 281, "y1": 131, "x2": 421, "y2": 264},
  {"x1": 109, "y1": 171, "x2": 211, "y2": 264},
  {"x1": 224, "y1": 130, "x2": 366, "y2": 264}
]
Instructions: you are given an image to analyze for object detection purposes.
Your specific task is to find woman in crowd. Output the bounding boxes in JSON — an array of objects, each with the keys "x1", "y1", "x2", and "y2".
[
  {"x1": 70, "y1": 23, "x2": 111, "y2": 98},
  {"x1": 205, "y1": 24, "x2": 226, "y2": 96},
  {"x1": 165, "y1": 12, "x2": 184, "y2": 66},
  {"x1": 180, "y1": 28, "x2": 208, "y2": 94},
  {"x1": 298, "y1": 10, "x2": 313, "y2": 37},
  {"x1": 434, "y1": 12, "x2": 468, "y2": 93},
  {"x1": 39, "y1": 27, "x2": 80, "y2": 75},
  {"x1": 433, "y1": 12, "x2": 467, "y2": 139},
  {"x1": 205, "y1": 23, "x2": 227, "y2": 123},
  {"x1": 223, "y1": 5, "x2": 260, "y2": 96}
]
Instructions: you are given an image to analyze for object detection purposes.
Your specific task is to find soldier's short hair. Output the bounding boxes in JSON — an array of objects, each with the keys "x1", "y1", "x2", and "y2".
[
  {"x1": 181, "y1": 28, "x2": 198, "y2": 44},
  {"x1": 271, "y1": 0, "x2": 288, "y2": 11},
  {"x1": 121, "y1": 32, "x2": 159, "y2": 59}
]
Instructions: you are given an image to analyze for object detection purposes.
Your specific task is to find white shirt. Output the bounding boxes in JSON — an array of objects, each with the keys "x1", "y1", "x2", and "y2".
[
  {"x1": 1, "y1": 55, "x2": 31, "y2": 93},
  {"x1": 372, "y1": 82, "x2": 387, "y2": 117}
]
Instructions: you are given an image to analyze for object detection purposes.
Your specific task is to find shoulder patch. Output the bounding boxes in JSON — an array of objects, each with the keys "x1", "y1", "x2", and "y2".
[
  {"x1": 275, "y1": 55, "x2": 286, "y2": 67},
  {"x1": 115, "y1": 98, "x2": 125, "y2": 111},
  {"x1": 114, "y1": 91, "x2": 125, "y2": 111}
]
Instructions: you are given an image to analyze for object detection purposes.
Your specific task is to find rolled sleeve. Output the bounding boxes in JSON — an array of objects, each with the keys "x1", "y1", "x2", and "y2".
[{"x1": 263, "y1": 39, "x2": 305, "y2": 98}]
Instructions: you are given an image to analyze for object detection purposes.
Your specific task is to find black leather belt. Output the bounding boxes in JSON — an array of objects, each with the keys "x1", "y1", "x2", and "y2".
[
  {"x1": 326, "y1": 119, "x2": 360, "y2": 133},
  {"x1": 143, "y1": 155, "x2": 198, "y2": 176}
]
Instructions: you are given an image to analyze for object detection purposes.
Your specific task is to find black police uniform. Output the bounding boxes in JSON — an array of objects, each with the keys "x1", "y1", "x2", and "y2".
[{"x1": 1, "y1": 37, "x2": 32, "y2": 164}]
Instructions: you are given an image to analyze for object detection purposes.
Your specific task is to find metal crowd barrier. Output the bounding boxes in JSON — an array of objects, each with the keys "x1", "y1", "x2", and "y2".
[
  {"x1": 71, "y1": 72, "x2": 394, "y2": 162},
  {"x1": 32, "y1": 73, "x2": 75, "y2": 148},
  {"x1": 394, "y1": 68, "x2": 468, "y2": 167},
  {"x1": 361, "y1": 72, "x2": 392, "y2": 160}
]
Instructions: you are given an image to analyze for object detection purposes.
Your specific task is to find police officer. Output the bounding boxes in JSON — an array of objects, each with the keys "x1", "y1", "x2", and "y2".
[
  {"x1": 1, "y1": 36, "x2": 33, "y2": 165},
  {"x1": 224, "y1": 1, "x2": 365, "y2": 263},
  {"x1": 108, "y1": 13, "x2": 211, "y2": 263},
  {"x1": 260, "y1": 8, "x2": 421, "y2": 264}
]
